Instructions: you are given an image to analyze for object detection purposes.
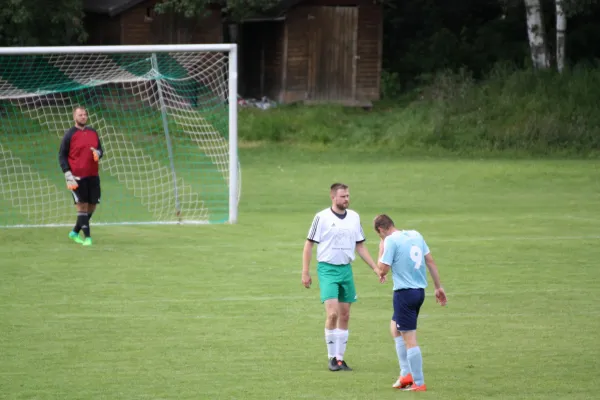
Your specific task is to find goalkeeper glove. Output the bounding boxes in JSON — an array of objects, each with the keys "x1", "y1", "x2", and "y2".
[
  {"x1": 64, "y1": 171, "x2": 80, "y2": 190},
  {"x1": 90, "y1": 147, "x2": 102, "y2": 162}
]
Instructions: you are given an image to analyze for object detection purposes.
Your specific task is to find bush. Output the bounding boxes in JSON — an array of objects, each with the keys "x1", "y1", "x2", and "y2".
[{"x1": 238, "y1": 65, "x2": 600, "y2": 156}]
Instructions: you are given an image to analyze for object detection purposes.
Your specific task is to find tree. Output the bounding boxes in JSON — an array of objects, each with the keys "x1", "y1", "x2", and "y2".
[
  {"x1": 155, "y1": 0, "x2": 279, "y2": 22},
  {"x1": 524, "y1": 0, "x2": 551, "y2": 68},
  {"x1": 556, "y1": 0, "x2": 599, "y2": 72},
  {"x1": 0, "y1": 0, "x2": 87, "y2": 46},
  {"x1": 556, "y1": 0, "x2": 566, "y2": 71},
  {"x1": 520, "y1": 0, "x2": 600, "y2": 72}
]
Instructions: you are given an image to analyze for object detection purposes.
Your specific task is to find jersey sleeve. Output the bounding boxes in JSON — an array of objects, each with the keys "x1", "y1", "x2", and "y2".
[
  {"x1": 91, "y1": 128, "x2": 104, "y2": 159},
  {"x1": 380, "y1": 236, "x2": 395, "y2": 266},
  {"x1": 58, "y1": 128, "x2": 75, "y2": 172},
  {"x1": 355, "y1": 223, "x2": 366, "y2": 243},
  {"x1": 422, "y1": 237, "x2": 430, "y2": 256},
  {"x1": 307, "y1": 214, "x2": 322, "y2": 243}
]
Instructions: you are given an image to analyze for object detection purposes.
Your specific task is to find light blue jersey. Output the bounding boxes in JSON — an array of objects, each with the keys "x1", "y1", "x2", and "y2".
[{"x1": 380, "y1": 230, "x2": 430, "y2": 290}]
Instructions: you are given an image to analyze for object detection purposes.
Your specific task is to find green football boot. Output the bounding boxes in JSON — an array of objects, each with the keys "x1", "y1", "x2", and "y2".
[{"x1": 68, "y1": 231, "x2": 84, "y2": 244}]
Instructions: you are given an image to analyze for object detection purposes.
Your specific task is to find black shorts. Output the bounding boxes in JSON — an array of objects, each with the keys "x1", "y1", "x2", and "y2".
[
  {"x1": 392, "y1": 288, "x2": 425, "y2": 332},
  {"x1": 71, "y1": 176, "x2": 101, "y2": 204}
]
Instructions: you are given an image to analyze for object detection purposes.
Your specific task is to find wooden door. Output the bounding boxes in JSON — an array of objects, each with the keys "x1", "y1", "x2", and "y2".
[{"x1": 307, "y1": 6, "x2": 358, "y2": 102}]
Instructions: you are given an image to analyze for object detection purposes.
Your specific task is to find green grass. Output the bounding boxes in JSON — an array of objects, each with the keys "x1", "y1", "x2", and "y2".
[{"x1": 1, "y1": 146, "x2": 599, "y2": 399}]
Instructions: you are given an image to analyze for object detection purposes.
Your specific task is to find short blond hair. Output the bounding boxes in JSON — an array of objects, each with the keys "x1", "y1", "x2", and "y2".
[
  {"x1": 330, "y1": 182, "x2": 348, "y2": 194},
  {"x1": 73, "y1": 106, "x2": 87, "y2": 115}
]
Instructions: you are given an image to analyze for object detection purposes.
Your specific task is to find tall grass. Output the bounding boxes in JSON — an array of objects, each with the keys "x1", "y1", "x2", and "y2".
[{"x1": 238, "y1": 65, "x2": 600, "y2": 156}]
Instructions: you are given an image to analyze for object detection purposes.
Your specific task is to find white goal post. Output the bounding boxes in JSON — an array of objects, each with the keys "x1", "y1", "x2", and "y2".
[{"x1": 0, "y1": 44, "x2": 239, "y2": 226}]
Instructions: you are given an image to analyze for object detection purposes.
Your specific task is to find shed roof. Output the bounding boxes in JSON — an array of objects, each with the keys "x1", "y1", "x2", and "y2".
[
  {"x1": 84, "y1": 0, "x2": 306, "y2": 19},
  {"x1": 237, "y1": 0, "x2": 305, "y2": 22},
  {"x1": 83, "y1": 0, "x2": 148, "y2": 17}
]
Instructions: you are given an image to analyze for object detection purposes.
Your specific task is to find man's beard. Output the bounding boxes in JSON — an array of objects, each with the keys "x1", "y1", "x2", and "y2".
[{"x1": 336, "y1": 201, "x2": 349, "y2": 210}]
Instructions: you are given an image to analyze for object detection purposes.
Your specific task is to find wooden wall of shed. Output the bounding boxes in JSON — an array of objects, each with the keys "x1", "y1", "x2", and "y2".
[
  {"x1": 190, "y1": 8, "x2": 223, "y2": 43},
  {"x1": 280, "y1": 0, "x2": 381, "y2": 104},
  {"x1": 119, "y1": 0, "x2": 156, "y2": 45},
  {"x1": 356, "y1": 3, "x2": 381, "y2": 101},
  {"x1": 281, "y1": 7, "x2": 309, "y2": 103},
  {"x1": 119, "y1": 0, "x2": 223, "y2": 45}
]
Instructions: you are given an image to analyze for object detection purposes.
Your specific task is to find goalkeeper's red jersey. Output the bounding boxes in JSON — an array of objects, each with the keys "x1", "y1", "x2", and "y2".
[{"x1": 58, "y1": 126, "x2": 103, "y2": 178}]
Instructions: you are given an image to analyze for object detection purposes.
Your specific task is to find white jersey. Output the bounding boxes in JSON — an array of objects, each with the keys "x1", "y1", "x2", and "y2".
[{"x1": 307, "y1": 208, "x2": 365, "y2": 265}]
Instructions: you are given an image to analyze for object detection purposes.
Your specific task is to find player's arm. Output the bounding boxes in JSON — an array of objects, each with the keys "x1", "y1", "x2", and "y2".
[
  {"x1": 354, "y1": 221, "x2": 378, "y2": 274},
  {"x1": 376, "y1": 237, "x2": 392, "y2": 277},
  {"x1": 425, "y1": 252, "x2": 447, "y2": 306},
  {"x1": 90, "y1": 129, "x2": 104, "y2": 161},
  {"x1": 376, "y1": 259, "x2": 391, "y2": 277},
  {"x1": 302, "y1": 240, "x2": 314, "y2": 288},
  {"x1": 355, "y1": 241, "x2": 378, "y2": 274},
  {"x1": 58, "y1": 130, "x2": 72, "y2": 173},
  {"x1": 58, "y1": 129, "x2": 79, "y2": 190},
  {"x1": 302, "y1": 214, "x2": 321, "y2": 288}
]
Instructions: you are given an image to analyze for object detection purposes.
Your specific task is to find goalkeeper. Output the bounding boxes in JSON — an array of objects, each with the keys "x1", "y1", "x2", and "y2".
[{"x1": 58, "y1": 106, "x2": 104, "y2": 246}]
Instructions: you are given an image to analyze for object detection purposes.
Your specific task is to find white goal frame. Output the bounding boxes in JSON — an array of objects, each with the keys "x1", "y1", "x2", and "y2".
[{"x1": 0, "y1": 44, "x2": 239, "y2": 224}]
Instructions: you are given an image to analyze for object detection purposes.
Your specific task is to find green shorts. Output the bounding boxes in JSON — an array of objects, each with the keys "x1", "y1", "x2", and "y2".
[{"x1": 316, "y1": 262, "x2": 357, "y2": 303}]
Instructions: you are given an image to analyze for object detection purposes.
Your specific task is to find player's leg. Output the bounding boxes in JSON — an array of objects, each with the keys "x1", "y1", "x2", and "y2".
[
  {"x1": 324, "y1": 299, "x2": 341, "y2": 371},
  {"x1": 82, "y1": 177, "x2": 101, "y2": 246},
  {"x1": 401, "y1": 330, "x2": 425, "y2": 391},
  {"x1": 68, "y1": 181, "x2": 88, "y2": 244},
  {"x1": 399, "y1": 289, "x2": 426, "y2": 391},
  {"x1": 87, "y1": 176, "x2": 100, "y2": 221},
  {"x1": 88, "y1": 204, "x2": 96, "y2": 221},
  {"x1": 334, "y1": 301, "x2": 351, "y2": 370},
  {"x1": 391, "y1": 299, "x2": 413, "y2": 388},
  {"x1": 335, "y1": 265, "x2": 356, "y2": 370},
  {"x1": 317, "y1": 262, "x2": 342, "y2": 371}
]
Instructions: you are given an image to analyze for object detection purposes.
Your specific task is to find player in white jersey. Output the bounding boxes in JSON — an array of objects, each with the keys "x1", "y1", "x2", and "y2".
[
  {"x1": 302, "y1": 183, "x2": 380, "y2": 372},
  {"x1": 373, "y1": 214, "x2": 447, "y2": 391}
]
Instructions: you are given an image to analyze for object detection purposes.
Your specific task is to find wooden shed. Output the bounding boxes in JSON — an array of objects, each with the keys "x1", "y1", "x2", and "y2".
[
  {"x1": 237, "y1": 0, "x2": 382, "y2": 106},
  {"x1": 83, "y1": 0, "x2": 223, "y2": 45}
]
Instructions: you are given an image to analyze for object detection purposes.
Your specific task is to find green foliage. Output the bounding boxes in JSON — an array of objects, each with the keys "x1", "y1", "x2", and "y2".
[
  {"x1": 155, "y1": 0, "x2": 279, "y2": 21},
  {"x1": 382, "y1": 0, "x2": 600, "y2": 87},
  {"x1": 379, "y1": 70, "x2": 402, "y2": 99},
  {"x1": 563, "y1": 0, "x2": 599, "y2": 17},
  {"x1": 0, "y1": 0, "x2": 87, "y2": 46},
  {"x1": 239, "y1": 65, "x2": 600, "y2": 157}
]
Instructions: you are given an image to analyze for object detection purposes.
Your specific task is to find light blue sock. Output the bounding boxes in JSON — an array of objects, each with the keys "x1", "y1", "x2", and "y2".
[
  {"x1": 407, "y1": 346, "x2": 424, "y2": 385},
  {"x1": 394, "y1": 336, "x2": 410, "y2": 376}
]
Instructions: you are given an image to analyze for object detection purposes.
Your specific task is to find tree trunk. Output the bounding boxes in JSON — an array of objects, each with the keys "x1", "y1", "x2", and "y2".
[
  {"x1": 556, "y1": 0, "x2": 567, "y2": 72},
  {"x1": 524, "y1": 0, "x2": 550, "y2": 69}
]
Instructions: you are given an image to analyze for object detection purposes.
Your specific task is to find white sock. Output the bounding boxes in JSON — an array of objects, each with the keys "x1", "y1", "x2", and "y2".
[
  {"x1": 335, "y1": 329, "x2": 349, "y2": 360},
  {"x1": 325, "y1": 329, "x2": 337, "y2": 359}
]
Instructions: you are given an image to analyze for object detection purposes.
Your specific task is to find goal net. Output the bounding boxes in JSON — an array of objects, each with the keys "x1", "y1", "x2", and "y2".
[{"x1": 0, "y1": 44, "x2": 239, "y2": 227}]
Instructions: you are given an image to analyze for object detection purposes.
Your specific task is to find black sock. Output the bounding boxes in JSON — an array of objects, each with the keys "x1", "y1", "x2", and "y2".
[
  {"x1": 73, "y1": 212, "x2": 87, "y2": 234},
  {"x1": 81, "y1": 214, "x2": 91, "y2": 238},
  {"x1": 88, "y1": 211, "x2": 94, "y2": 221}
]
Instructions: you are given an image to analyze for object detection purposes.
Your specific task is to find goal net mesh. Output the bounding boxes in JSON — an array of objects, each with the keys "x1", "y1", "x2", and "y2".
[{"x1": 0, "y1": 50, "x2": 236, "y2": 226}]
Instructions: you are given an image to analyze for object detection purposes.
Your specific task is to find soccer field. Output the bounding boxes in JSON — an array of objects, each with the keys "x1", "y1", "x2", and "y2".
[{"x1": 1, "y1": 146, "x2": 599, "y2": 399}]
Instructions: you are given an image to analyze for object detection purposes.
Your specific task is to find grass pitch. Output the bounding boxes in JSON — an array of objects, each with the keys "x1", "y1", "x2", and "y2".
[{"x1": 1, "y1": 146, "x2": 599, "y2": 399}]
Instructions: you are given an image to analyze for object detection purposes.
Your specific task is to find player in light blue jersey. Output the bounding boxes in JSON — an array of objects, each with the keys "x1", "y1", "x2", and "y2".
[{"x1": 373, "y1": 214, "x2": 447, "y2": 392}]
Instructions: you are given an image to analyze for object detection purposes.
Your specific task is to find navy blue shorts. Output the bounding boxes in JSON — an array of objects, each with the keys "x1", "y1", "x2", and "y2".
[{"x1": 392, "y1": 288, "x2": 425, "y2": 331}]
